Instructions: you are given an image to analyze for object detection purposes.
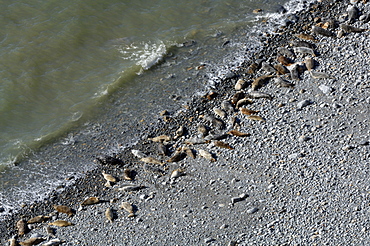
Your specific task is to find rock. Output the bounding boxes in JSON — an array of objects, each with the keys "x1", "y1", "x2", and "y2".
[
  {"x1": 297, "y1": 99, "x2": 312, "y2": 109},
  {"x1": 204, "y1": 237, "x2": 216, "y2": 243},
  {"x1": 247, "y1": 207, "x2": 259, "y2": 214},
  {"x1": 319, "y1": 84, "x2": 333, "y2": 94}
]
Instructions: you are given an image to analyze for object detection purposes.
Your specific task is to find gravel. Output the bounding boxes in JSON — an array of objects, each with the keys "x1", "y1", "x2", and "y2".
[{"x1": 1, "y1": 0, "x2": 370, "y2": 245}]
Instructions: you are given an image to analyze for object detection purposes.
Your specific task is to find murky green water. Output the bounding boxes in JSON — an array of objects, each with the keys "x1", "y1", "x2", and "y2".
[{"x1": 0, "y1": 0, "x2": 309, "y2": 217}]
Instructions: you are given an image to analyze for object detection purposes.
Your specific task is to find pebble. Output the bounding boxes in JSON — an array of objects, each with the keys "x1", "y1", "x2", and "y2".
[
  {"x1": 298, "y1": 135, "x2": 310, "y2": 142},
  {"x1": 288, "y1": 153, "x2": 304, "y2": 159},
  {"x1": 297, "y1": 99, "x2": 312, "y2": 109},
  {"x1": 247, "y1": 207, "x2": 259, "y2": 214},
  {"x1": 319, "y1": 84, "x2": 333, "y2": 94},
  {"x1": 204, "y1": 237, "x2": 216, "y2": 243}
]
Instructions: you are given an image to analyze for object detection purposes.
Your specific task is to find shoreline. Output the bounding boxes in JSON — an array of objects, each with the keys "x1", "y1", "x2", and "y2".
[{"x1": 2, "y1": 0, "x2": 370, "y2": 245}]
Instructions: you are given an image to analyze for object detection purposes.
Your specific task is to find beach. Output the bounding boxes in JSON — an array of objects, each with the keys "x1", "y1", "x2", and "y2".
[{"x1": 1, "y1": 0, "x2": 370, "y2": 245}]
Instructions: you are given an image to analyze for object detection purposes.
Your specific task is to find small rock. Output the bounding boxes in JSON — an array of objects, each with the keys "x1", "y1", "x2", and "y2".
[
  {"x1": 231, "y1": 197, "x2": 243, "y2": 204},
  {"x1": 247, "y1": 207, "x2": 259, "y2": 214},
  {"x1": 288, "y1": 153, "x2": 304, "y2": 159},
  {"x1": 342, "y1": 145, "x2": 356, "y2": 150},
  {"x1": 297, "y1": 99, "x2": 312, "y2": 109},
  {"x1": 298, "y1": 135, "x2": 310, "y2": 142},
  {"x1": 319, "y1": 84, "x2": 333, "y2": 94},
  {"x1": 204, "y1": 237, "x2": 216, "y2": 243},
  {"x1": 358, "y1": 140, "x2": 369, "y2": 146}
]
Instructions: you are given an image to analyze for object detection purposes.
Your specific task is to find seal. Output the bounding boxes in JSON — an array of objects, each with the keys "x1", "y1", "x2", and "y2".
[
  {"x1": 240, "y1": 107, "x2": 260, "y2": 115},
  {"x1": 81, "y1": 197, "x2": 100, "y2": 206},
  {"x1": 27, "y1": 215, "x2": 50, "y2": 224},
  {"x1": 294, "y1": 33, "x2": 317, "y2": 41},
  {"x1": 105, "y1": 207, "x2": 114, "y2": 223},
  {"x1": 277, "y1": 56, "x2": 293, "y2": 66},
  {"x1": 227, "y1": 130, "x2": 250, "y2": 137},
  {"x1": 102, "y1": 171, "x2": 117, "y2": 183},
  {"x1": 120, "y1": 202, "x2": 135, "y2": 217},
  {"x1": 198, "y1": 149, "x2": 216, "y2": 162},
  {"x1": 274, "y1": 77, "x2": 295, "y2": 88},
  {"x1": 252, "y1": 75, "x2": 274, "y2": 90},
  {"x1": 274, "y1": 64, "x2": 290, "y2": 75},
  {"x1": 310, "y1": 71, "x2": 335, "y2": 79},
  {"x1": 140, "y1": 157, "x2": 163, "y2": 165},
  {"x1": 312, "y1": 25, "x2": 335, "y2": 37},
  {"x1": 347, "y1": 5, "x2": 359, "y2": 23},
  {"x1": 16, "y1": 219, "x2": 29, "y2": 236},
  {"x1": 293, "y1": 47, "x2": 316, "y2": 56},
  {"x1": 123, "y1": 169, "x2": 134, "y2": 181},
  {"x1": 235, "y1": 79, "x2": 248, "y2": 90},
  {"x1": 277, "y1": 47, "x2": 295, "y2": 57},
  {"x1": 48, "y1": 220, "x2": 74, "y2": 227},
  {"x1": 340, "y1": 24, "x2": 367, "y2": 33},
  {"x1": 214, "y1": 140, "x2": 234, "y2": 150},
  {"x1": 305, "y1": 57, "x2": 315, "y2": 71},
  {"x1": 53, "y1": 205, "x2": 75, "y2": 217},
  {"x1": 248, "y1": 115, "x2": 265, "y2": 121},
  {"x1": 246, "y1": 91, "x2": 273, "y2": 100},
  {"x1": 213, "y1": 107, "x2": 226, "y2": 118},
  {"x1": 261, "y1": 61, "x2": 277, "y2": 74},
  {"x1": 167, "y1": 149, "x2": 186, "y2": 162},
  {"x1": 19, "y1": 237, "x2": 45, "y2": 246},
  {"x1": 235, "y1": 98, "x2": 253, "y2": 109}
]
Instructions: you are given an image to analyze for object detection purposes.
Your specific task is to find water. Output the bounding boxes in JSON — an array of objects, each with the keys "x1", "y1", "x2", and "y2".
[{"x1": 0, "y1": 0, "x2": 310, "y2": 218}]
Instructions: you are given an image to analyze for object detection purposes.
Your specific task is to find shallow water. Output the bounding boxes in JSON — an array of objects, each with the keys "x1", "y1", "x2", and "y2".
[{"x1": 0, "y1": 0, "x2": 311, "y2": 218}]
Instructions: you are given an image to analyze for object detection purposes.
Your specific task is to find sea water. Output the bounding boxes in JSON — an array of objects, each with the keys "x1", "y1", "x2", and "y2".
[{"x1": 0, "y1": 0, "x2": 311, "y2": 218}]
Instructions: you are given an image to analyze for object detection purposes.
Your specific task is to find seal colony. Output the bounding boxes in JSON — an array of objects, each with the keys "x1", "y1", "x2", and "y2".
[{"x1": 1, "y1": 0, "x2": 370, "y2": 245}]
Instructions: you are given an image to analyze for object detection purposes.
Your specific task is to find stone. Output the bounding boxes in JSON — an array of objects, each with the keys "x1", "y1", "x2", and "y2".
[
  {"x1": 319, "y1": 84, "x2": 333, "y2": 94},
  {"x1": 297, "y1": 99, "x2": 312, "y2": 109}
]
